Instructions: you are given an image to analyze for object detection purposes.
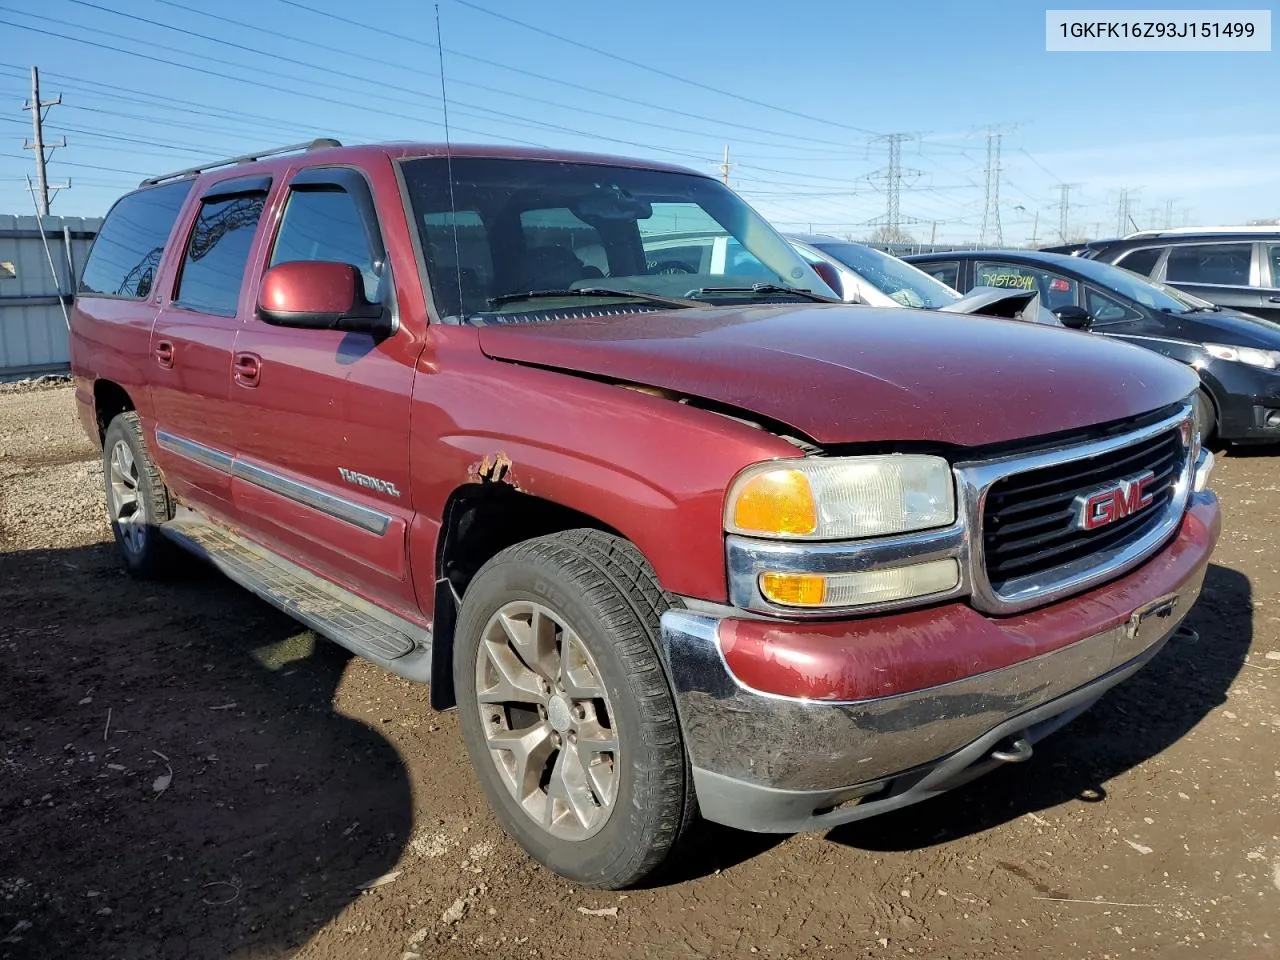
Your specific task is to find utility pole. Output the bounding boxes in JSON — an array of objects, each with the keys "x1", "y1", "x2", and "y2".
[
  {"x1": 980, "y1": 132, "x2": 1003, "y2": 246},
  {"x1": 719, "y1": 144, "x2": 732, "y2": 186},
  {"x1": 1115, "y1": 188, "x2": 1134, "y2": 236},
  {"x1": 1029, "y1": 209, "x2": 1039, "y2": 247},
  {"x1": 22, "y1": 66, "x2": 68, "y2": 216},
  {"x1": 1164, "y1": 199, "x2": 1174, "y2": 229},
  {"x1": 1056, "y1": 183, "x2": 1080, "y2": 242},
  {"x1": 930, "y1": 220, "x2": 938, "y2": 245}
]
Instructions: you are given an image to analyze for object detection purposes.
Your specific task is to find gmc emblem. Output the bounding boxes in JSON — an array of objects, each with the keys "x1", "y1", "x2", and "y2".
[{"x1": 1074, "y1": 471, "x2": 1156, "y2": 531}]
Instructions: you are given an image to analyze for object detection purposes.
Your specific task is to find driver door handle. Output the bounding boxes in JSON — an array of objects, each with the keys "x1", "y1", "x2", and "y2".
[
  {"x1": 1268, "y1": 296, "x2": 1280, "y2": 303},
  {"x1": 233, "y1": 352, "x2": 261, "y2": 388}
]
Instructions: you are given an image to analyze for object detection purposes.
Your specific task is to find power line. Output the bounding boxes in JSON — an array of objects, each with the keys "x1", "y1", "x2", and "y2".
[{"x1": 453, "y1": 0, "x2": 884, "y2": 137}]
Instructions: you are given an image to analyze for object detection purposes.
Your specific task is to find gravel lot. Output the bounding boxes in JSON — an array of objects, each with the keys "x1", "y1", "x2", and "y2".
[{"x1": 2, "y1": 385, "x2": 1277, "y2": 960}]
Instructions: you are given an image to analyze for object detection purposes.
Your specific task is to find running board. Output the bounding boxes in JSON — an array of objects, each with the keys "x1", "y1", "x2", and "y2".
[{"x1": 161, "y1": 507, "x2": 433, "y2": 683}]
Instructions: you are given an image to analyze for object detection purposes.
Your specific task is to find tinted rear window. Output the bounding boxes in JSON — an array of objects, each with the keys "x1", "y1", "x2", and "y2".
[
  {"x1": 1114, "y1": 246, "x2": 1161, "y2": 277},
  {"x1": 175, "y1": 192, "x2": 267, "y2": 316},
  {"x1": 78, "y1": 181, "x2": 193, "y2": 299}
]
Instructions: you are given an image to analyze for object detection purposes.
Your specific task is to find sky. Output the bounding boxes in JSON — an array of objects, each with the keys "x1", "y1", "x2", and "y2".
[{"x1": 0, "y1": 0, "x2": 1276, "y2": 244}]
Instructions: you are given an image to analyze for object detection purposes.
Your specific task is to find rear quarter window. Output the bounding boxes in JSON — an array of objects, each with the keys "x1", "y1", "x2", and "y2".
[
  {"x1": 78, "y1": 180, "x2": 193, "y2": 299},
  {"x1": 1114, "y1": 246, "x2": 1162, "y2": 277}
]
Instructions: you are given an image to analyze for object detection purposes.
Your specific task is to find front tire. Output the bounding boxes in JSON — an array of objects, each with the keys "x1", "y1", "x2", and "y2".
[
  {"x1": 1193, "y1": 388, "x2": 1217, "y2": 446},
  {"x1": 453, "y1": 529, "x2": 693, "y2": 888},
  {"x1": 102, "y1": 412, "x2": 175, "y2": 579}
]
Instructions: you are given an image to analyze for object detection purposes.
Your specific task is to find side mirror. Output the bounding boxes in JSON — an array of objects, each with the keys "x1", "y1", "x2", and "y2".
[
  {"x1": 257, "y1": 261, "x2": 392, "y2": 336},
  {"x1": 808, "y1": 260, "x2": 844, "y2": 298},
  {"x1": 1053, "y1": 304, "x2": 1094, "y2": 330}
]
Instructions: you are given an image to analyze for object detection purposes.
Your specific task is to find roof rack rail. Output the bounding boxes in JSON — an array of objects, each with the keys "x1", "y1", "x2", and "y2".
[{"x1": 139, "y1": 138, "x2": 343, "y2": 187}]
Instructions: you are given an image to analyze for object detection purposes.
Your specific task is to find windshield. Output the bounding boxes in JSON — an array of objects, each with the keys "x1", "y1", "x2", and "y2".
[
  {"x1": 811, "y1": 241, "x2": 960, "y2": 308},
  {"x1": 1064, "y1": 256, "x2": 1194, "y2": 313},
  {"x1": 399, "y1": 157, "x2": 835, "y2": 321}
]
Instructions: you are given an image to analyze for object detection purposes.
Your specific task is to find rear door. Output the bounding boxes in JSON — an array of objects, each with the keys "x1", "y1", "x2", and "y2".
[
  {"x1": 229, "y1": 165, "x2": 420, "y2": 617},
  {"x1": 149, "y1": 175, "x2": 271, "y2": 514},
  {"x1": 1258, "y1": 241, "x2": 1280, "y2": 323},
  {"x1": 1158, "y1": 241, "x2": 1264, "y2": 314}
]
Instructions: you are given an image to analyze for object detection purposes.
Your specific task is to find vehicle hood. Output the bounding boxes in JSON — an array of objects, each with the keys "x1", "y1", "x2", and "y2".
[
  {"x1": 476, "y1": 305, "x2": 1198, "y2": 448},
  {"x1": 1178, "y1": 308, "x2": 1280, "y2": 348}
]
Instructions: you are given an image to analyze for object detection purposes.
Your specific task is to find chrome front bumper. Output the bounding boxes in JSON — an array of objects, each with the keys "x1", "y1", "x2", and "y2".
[{"x1": 659, "y1": 498, "x2": 1216, "y2": 833}]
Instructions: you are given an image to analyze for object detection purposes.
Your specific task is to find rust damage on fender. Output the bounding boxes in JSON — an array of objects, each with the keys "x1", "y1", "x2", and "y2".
[{"x1": 468, "y1": 451, "x2": 519, "y2": 489}]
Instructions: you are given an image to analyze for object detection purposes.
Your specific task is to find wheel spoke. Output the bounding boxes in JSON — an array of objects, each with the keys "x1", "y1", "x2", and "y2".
[
  {"x1": 497, "y1": 606, "x2": 558, "y2": 680},
  {"x1": 576, "y1": 738, "x2": 617, "y2": 808},
  {"x1": 547, "y1": 745, "x2": 598, "y2": 829},
  {"x1": 486, "y1": 721, "x2": 554, "y2": 801},
  {"x1": 477, "y1": 641, "x2": 546, "y2": 705},
  {"x1": 559, "y1": 630, "x2": 607, "y2": 700}
]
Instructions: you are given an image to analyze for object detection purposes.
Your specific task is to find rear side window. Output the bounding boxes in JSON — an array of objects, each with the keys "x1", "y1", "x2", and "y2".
[
  {"x1": 175, "y1": 192, "x2": 267, "y2": 316},
  {"x1": 974, "y1": 260, "x2": 1078, "y2": 311},
  {"x1": 1114, "y1": 247, "x2": 1161, "y2": 277},
  {"x1": 1165, "y1": 243, "x2": 1251, "y2": 286},
  {"x1": 78, "y1": 181, "x2": 193, "y2": 299}
]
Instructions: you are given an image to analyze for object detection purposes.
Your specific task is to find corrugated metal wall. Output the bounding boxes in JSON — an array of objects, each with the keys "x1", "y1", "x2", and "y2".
[{"x1": 0, "y1": 214, "x2": 101, "y2": 378}]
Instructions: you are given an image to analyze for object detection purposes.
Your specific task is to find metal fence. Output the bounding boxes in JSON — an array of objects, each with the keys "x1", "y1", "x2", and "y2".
[{"x1": 0, "y1": 214, "x2": 101, "y2": 379}]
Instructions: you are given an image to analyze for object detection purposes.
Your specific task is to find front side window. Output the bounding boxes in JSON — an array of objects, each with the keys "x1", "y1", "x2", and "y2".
[
  {"x1": 1114, "y1": 246, "x2": 1162, "y2": 278},
  {"x1": 400, "y1": 157, "x2": 832, "y2": 321},
  {"x1": 1085, "y1": 286, "x2": 1141, "y2": 324},
  {"x1": 175, "y1": 192, "x2": 266, "y2": 316},
  {"x1": 974, "y1": 261, "x2": 1078, "y2": 310},
  {"x1": 79, "y1": 180, "x2": 193, "y2": 299},
  {"x1": 1165, "y1": 243, "x2": 1251, "y2": 286},
  {"x1": 270, "y1": 186, "x2": 382, "y2": 302}
]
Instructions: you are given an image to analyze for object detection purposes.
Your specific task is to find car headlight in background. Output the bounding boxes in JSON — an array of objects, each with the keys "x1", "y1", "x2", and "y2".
[
  {"x1": 725, "y1": 455, "x2": 956, "y2": 540},
  {"x1": 1203, "y1": 343, "x2": 1280, "y2": 370}
]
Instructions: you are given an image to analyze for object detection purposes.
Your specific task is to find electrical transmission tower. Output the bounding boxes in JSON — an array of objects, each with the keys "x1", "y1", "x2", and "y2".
[
  {"x1": 1115, "y1": 188, "x2": 1138, "y2": 235},
  {"x1": 1056, "y1": 183, "x2": 1081, "y2": 242},
  {"x1": 979, "y1": 132, "x2": 1003, "y2": 246},
  {"x1": 22, "y1": 66, "x2": 69, "y2": 215},
  {"x1": 865, "y1": 133, "x2": 922, "y2": 242}
]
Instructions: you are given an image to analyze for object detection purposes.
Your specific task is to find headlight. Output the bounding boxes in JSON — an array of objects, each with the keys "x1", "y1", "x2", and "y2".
[
  {"x1": 725, "y1": 455, "x2": 956, "y2": 540},
  {"x1": 1203, "y1": 343, "x2": 1280, "y2": 369}
]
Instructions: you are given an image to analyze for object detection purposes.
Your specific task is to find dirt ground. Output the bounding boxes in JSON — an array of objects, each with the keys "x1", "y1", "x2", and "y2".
[{"x1": 1, "y1": 386, "x2": 1277, "y2": 960}]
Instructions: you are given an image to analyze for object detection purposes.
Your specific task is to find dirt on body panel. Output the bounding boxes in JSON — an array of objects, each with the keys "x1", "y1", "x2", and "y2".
[{"x1": 1, "y1": 385, "x2": 1277, "y2": 960}]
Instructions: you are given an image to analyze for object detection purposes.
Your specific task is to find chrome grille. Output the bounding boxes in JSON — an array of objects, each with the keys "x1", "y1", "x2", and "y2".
[
  {"x1": 959, "y1": 402, "x2": 1194, "y2": 614},
  {"x1": 982, "y1": 428, "x2": 1184, "y2": 590}
]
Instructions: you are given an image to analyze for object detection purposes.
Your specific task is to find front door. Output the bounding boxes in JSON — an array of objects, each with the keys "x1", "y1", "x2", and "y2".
[
  {"x1": 229, "y1": 166, "x2": 421, "y2": 618},
  {"x1": 149, "y1": 176, "x2": 272, "y2": 515}
]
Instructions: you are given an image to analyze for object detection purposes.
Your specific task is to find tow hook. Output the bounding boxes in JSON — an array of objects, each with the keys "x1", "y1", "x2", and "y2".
[{"x1": 990, "y1": 735, "x2": 1034, "y2": 764}]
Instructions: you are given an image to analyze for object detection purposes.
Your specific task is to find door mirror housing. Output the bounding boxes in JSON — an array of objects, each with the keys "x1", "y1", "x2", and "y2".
[
  {"x1": 257, "y1": 261, "x2": 393, "y2": 336},
  {"x1": 1053, "y1": 304, "x2": 1094, "y2": 330}
]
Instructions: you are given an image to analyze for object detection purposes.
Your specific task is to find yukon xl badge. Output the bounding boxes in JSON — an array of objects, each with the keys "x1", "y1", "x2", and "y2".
[
  {"x1": 339, "y1": 467, "x2": 402, "y2": 498},
  {"x1": 1074, "y1": 470, "x2": 1155, "y2": 531}
]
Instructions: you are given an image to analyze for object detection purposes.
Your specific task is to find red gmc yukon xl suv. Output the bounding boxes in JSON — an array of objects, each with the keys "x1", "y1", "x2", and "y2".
[{"x1": 70, "y1": 140, "x2": 1220, "y2": 888}]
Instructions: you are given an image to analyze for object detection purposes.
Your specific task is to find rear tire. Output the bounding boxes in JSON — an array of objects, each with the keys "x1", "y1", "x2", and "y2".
[
  {"x1": 453, "y1": 529, "x2": 693, "y2": 889},
  {"x1": 102, "y1": 412, "x2": 175, "y2": 579}
]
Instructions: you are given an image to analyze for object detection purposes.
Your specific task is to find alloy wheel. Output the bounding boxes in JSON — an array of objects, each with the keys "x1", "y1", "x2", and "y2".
[
  {"x1": 475, "y1": 600, "x2": 619, "y2": 841},
  {"x1": 107, "y1": 439, "x2": 146, "y2": 556}
]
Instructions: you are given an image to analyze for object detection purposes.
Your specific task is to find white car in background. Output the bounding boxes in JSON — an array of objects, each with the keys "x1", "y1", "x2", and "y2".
[{"x1": 785, "y1": 233, "x2": 1061, "y2": 325}]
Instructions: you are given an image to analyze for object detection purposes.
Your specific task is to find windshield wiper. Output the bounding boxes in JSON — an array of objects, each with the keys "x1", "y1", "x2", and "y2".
[
  {"x1": 686, "y1": 282, "x2": 840, "y2": 304},
  {"x1": 486, "y1": 287, "x2": 701, "y2": 309}
]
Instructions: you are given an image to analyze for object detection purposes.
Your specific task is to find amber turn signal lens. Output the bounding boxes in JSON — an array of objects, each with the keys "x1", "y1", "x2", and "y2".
[
  {"x1": 759, "y1": 572, "x2": 827, "y2": 606},
  {"x1": 730, "y1": 468, "x2": 818, "y2": 537}
]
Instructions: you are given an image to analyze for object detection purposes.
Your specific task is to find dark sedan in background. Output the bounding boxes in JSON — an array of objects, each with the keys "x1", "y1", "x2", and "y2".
[{"x1": 905, "y1": 249, "x2": 1280, "y2": 444}]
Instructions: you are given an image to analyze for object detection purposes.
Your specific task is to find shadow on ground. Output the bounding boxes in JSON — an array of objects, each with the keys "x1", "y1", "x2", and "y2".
[
  {"x1": 827, "y1": 563, "x2": 1251, "y2": 852},
  {"x1": 0, "y1": 543, "x2": 412, "y2": 959}
]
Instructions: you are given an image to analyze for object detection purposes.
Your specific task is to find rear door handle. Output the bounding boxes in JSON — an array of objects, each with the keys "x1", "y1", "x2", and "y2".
[
  {"x1": 155, "y1": 340, "x2": 174, "y2": 368},
  {"x1": 233, "y1": 352, "x2": 262, "y2": 388},
  {"x1": 1268, "y1": 296, "x2": 1280, "y2": 303}
]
